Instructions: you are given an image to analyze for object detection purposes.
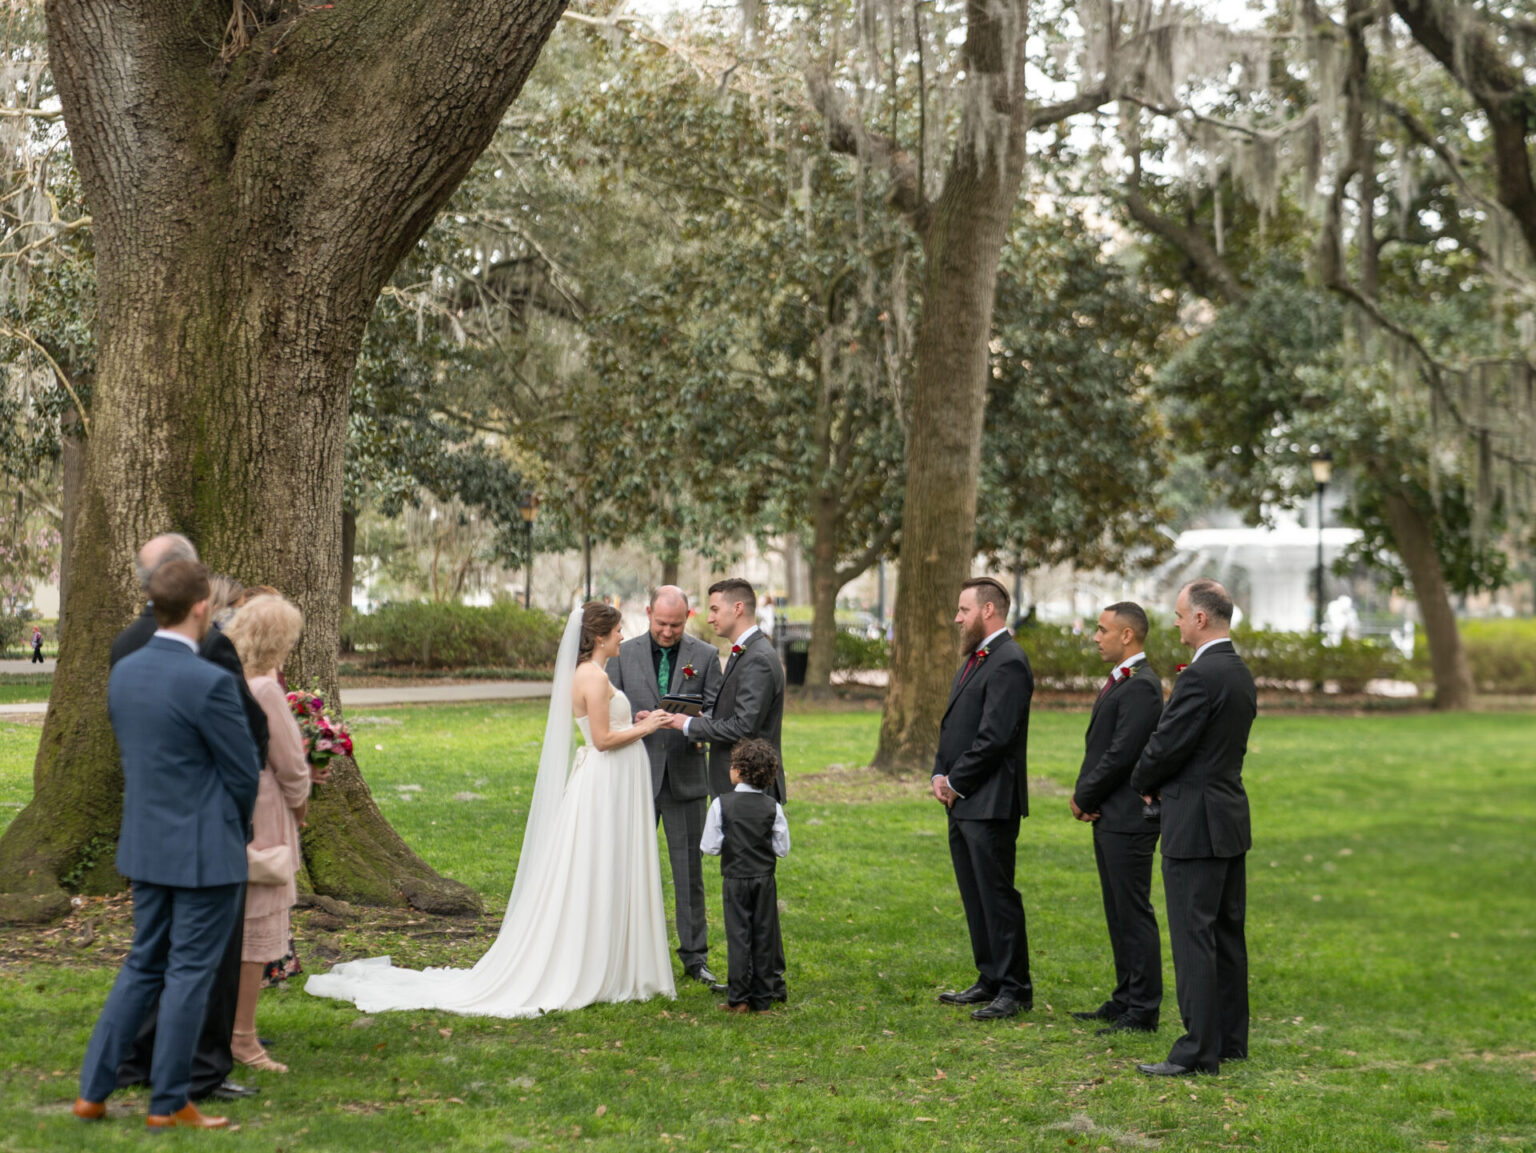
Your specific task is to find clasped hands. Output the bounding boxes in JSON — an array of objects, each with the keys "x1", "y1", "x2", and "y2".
[
  {"x1": 633, "y1": 709, "x2": 687, "y2": 733},
  {"x1": 930, "y1": 774, "x2": 960, "y2": 808}
]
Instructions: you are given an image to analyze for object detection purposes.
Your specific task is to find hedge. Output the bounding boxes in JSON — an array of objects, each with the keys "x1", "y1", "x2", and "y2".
[{"x1": 345, "y1": 601, "x2": 564, "y2": 670}]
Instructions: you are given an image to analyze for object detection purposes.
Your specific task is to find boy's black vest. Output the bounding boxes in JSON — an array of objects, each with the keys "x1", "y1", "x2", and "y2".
[{"x1": 719, "y1": 790, "x2": 778, "y2": 878}]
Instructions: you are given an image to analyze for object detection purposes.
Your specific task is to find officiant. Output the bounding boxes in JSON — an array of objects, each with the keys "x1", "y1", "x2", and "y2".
[{"x1": 608, "y1": 586, "x2": 724, "y2": 988}]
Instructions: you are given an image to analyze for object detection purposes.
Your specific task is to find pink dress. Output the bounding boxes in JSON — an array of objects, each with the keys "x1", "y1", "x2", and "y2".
[{"x1": 243, "y1": 676, "x2": 311, "y2": 963}]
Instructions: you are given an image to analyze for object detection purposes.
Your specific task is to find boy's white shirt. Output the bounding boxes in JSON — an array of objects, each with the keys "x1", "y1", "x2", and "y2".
[{"x1": 700, "y1": 782, "x2": 790, "y2": 857}]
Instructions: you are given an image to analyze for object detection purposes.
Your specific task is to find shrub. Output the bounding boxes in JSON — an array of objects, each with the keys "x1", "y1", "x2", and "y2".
[
  {"x1": 1015, "y1": 622, "x2": 1404, "y2": 692},
  {"x1": 834, "y1": 630, "x2": 890, "y2": 672},
  {"x1": 346, "y1": 601, "x2": 563, "y2": 670},
  {"x1": 1458, "y1": 619, "x2": 1536, "y2": 693}
]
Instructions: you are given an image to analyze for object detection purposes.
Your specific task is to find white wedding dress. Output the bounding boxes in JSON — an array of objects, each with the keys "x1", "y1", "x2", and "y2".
[{"x1": 305, "y1": 610, "x2": 675, "y2": 1017}]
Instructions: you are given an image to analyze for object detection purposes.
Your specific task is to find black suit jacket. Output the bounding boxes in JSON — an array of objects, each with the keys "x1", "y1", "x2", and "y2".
[
  {"x1": 689, "y1": 630, "x2": 786, "y2": 801},
  {"x1": 1129, "y1": 641, "x2": 1256, "y2": 859},
  {"x1": 933, "y1": 632, "x2": 1032, "y2": 822},
  {"x1": 110, "y1": 606, "x2": 269, "y2": 770},
  {"x1": 1074, "y1": 661, "x2": 1163, "y2": 833}
]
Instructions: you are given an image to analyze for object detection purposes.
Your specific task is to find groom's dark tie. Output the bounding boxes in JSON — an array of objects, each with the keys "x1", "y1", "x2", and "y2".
[{"x1": 658, "y1": 647, "x2": 672, "y2": 697}]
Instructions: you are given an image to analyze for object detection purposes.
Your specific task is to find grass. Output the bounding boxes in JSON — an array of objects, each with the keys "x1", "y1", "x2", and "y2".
[{"x1": 0, "y1": 704, "x2": 1533, "y2": 1151}]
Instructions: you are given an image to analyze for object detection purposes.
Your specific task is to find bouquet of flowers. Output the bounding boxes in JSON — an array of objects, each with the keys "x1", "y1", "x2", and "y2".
[{"x1": 286, "y1": 689, "x2": 354, "y2": 768}]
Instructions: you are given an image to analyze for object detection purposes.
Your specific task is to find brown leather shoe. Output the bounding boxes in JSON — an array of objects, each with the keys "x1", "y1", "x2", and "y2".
[
  {"x1": 146, "y1": 1103, "x2": 229, "y2": 1129},
  {"x1": 718, "y1": 1002, "x2": 749, "y2": 1014},
  {"x1": 72, "y1": 1098, "x2": 106, "y2": 1120}
]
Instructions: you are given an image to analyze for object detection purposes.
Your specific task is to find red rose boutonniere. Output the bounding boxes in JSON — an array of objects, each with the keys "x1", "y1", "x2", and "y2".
[
  {"x1": 731, "y1": 644, "x2": 744, "y2": 656},
  {"x1": 681, "y1": 663, "x2": 697, "y2": 680},
  {"x1": 1176, "y1": 663, "x2": 1188, "y2": 673},
  {"x1": 1119, "y1": 664, "x2": 1136, "y2": 679},
  {"x1": 975, "y1": 645, "x2": 992, "y2": 661}
]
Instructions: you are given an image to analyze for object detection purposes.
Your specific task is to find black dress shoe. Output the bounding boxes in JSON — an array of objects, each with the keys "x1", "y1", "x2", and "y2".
[
  {"x1": 202, "y1": 1080, "x2": 261, "y2": 1101},
  {"x1": 1097, "y1": 1015, "x2": 1158, "y2": 1036},
  {"x1": 687, "y1": 965, "x2": 721, "y2": 987},
  {"x1": 938, "y1": 983, "x2": 995, "y2": 1006},
  {"x1": 971, "y1": 996, "x2": 1030, "y2": 1021},
  {"x1": 1137, "y1": 1061, "x2": 1199, "y2": 1077},
  {"x1": 1071, "y1": 1004, "x2": 1119, "y2": 1022},
  {"x1": 708, "y1": 982, "x2": 728, "y2": 995}
]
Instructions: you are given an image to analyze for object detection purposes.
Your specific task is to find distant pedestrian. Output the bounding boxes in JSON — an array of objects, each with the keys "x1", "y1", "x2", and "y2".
[
  {"x1": 756, "y1": 594, "x2": 776, "y2": 639},
  {"x1": 30, "y1": 626, "x2": 44, "y2": 663}
]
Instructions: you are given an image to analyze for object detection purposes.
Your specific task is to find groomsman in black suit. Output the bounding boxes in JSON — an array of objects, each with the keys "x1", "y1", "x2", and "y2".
[
  {"x1": 1069, "y1": 602, "x2": 1164, "y2": 1036},
  {"x1": 1130, "y1": 580, "x2": 1257, "y2": 1077},
  {"x1": 933, "y1": 577, "x2": 1034, "y2": 1021}
]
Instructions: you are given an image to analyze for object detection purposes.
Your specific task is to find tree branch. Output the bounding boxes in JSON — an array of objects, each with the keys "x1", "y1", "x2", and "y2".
[
  {"x1": 1390, "y1": 0, "x2": 1536, "y2": 262},
  {"x1": 806, "y1": 68, "x2": 927, "y2": 224},
  {"x1": 1122, "y1": 186, "x2": 1246, "y2": 306}
]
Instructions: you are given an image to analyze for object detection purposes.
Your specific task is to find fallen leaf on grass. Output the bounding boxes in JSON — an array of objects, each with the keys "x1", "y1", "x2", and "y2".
[{"x1": 595, "y1": 1105, "x2": 607, "y2": 1117}]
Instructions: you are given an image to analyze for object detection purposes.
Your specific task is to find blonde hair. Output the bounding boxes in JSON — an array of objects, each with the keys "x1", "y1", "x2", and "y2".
[{"x1": 225, "y1": 594, "x2": 303, "y2": 676}]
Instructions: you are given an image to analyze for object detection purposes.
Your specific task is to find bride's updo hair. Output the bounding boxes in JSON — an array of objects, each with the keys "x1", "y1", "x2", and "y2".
[{"x1": 577, "y1": 601, "x2": 623, "y2": 665}]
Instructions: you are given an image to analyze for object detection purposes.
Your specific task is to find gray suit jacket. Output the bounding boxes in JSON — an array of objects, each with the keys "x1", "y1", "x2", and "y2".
[
  {"x1": 608, "y1": 632, "x2": 722, "y2": 802},
  {"x1": 687, "y1": 629, "x2": 786, "y2": 802}
]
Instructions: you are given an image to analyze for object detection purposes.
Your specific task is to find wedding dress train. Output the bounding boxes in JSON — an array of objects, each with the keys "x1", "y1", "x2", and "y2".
[{"x1": 305, "y1": 614, "x2": 675, "y2": 1018}]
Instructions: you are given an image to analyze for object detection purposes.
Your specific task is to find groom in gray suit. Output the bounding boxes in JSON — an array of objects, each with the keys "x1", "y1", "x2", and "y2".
[
  {"x1": 609, "y1": 586, "x2": 723, "y2": 986},
  {"x1": 661, "y1": 578, "x2": 786, "y2": 802}
]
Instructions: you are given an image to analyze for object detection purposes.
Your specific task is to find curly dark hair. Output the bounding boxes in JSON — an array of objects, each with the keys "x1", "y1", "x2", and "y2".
[
  {"x1": 730, "y1": 738, "x2": 780, "y2": 791},
  {"x1": 577, "y1": 601, "x2": 623, "y2": 664}
]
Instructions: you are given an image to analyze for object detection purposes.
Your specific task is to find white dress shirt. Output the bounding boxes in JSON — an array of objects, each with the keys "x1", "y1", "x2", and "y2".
[
  {"x1": 1191, "y1": 637, "x2": 1234, "y2": 664},
  {"x1": 152, "y1": 629, "x2": 200, "y2": 653},
  {"x1": 700, "y1": 783, "x2": 790, "y2": 858},
  {"x1": 1112, "y1": 650, "x2": 1147, "y2": 681}
]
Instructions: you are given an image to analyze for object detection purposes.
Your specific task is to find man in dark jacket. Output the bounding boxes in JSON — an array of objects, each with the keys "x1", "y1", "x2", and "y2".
[
  {"x1": 1071, "y1": 602, "x2": 1165, "y2": 1036},
  {"x1": 1130, "y1": 580, "x2": 1257, "y2": 1077},
  {"x1": 932, "y1": 577, "x2": 1034, "y2": 1021},
  {"x1": 110, "y1": 534, "x2": 264, "y2": 1104}
]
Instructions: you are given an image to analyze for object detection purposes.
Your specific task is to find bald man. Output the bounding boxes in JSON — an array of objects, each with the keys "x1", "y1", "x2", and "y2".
[{"x1": 608, "y1": 587, "x2": 724, "y2": 986}]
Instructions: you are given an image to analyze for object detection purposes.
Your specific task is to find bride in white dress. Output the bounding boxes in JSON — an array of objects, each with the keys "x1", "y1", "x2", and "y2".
[{"x1": 305, "y1": 602, "x2": 677, "y2": 1017}]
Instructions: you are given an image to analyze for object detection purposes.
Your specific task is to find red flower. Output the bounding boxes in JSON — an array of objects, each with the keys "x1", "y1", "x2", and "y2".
[
  {"x1": 1176, "y1": 664, "x2": 1188, "y2": 673},
  {"x1": 681, "y1": 664, "x2": 697, "y2": 679},
  {"x1": 976, "y1": 646, "x2": 991, "y2": 660},
  {"x1": 731, "y1": 644, "x2": 744, "y2": 656}
]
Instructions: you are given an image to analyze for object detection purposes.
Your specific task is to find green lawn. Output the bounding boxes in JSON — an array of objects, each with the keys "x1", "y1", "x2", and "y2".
[{"x1": 0, "y1": 705, "x2": 1532, "y2": 1152}]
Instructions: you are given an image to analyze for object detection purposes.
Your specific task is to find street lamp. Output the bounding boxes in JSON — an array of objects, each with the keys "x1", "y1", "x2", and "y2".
[
  {"x1": 1309, "y1": 451, "x2": 1333, "y2": 634},
  {"x1": 518, "y1": 493, "x2": 540, "y2": 610}
]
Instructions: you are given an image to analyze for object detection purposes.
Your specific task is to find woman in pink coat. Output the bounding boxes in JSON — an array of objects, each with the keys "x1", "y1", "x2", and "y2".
[{"x1": 224, "y1": 594, "x2": 310, "y2": 1074}]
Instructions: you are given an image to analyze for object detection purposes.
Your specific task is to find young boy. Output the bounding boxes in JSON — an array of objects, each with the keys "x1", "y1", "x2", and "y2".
[{"x1": 701, "y1": 738, "x2": 790, "y2": 1013}]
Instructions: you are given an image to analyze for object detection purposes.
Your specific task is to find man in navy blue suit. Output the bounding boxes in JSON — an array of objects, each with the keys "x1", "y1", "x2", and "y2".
[{"x1": 74, "y1": 559, "x2": 260, "y2": 1130}]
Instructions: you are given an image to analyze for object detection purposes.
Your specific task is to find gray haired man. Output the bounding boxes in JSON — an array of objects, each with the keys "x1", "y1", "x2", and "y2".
[{"x1": 608, "y1": 586, "x2": 724, "y2": 986}]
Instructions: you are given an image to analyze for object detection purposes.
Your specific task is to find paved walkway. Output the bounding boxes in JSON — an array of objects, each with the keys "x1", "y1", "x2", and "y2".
[
  {"x1": 0, "y1": 679, "x2": 554, "y2": 718},
  {"x1": 0, "y1": 658, "x2": 55, "y2": 674}
]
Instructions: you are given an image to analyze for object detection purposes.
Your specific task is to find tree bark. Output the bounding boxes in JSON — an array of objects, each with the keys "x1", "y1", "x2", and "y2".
[
  {"x1": 804, "y1": 482, "x2": 841, "y2": 695},
  {"x1": 1379, "y1": 489, "x2": 1474, "y2": 710},
  {"x1": 340, "y1": 507, "x2": 357, "y2": 651},
  {"x1": 660, "y1": 528, "x2": 681, "y2": 588},
  {"x1": 0, "y1": 0, "x2": 566, "y2": 923},
  {"x1": 872, "y1": 0, "x2": 1033, "y2": 773},
  {"x1": 57, "y1": 406, "x2": 87, "y2": 645}
]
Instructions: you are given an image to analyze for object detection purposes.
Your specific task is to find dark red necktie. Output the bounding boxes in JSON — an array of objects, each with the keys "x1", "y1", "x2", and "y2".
[
  {"x1": 961, "y1": 653, "x2": 979, "y2": 681},
  {"x1": 1097, "y1": 673, "x2": 1116, "y2": 699}
]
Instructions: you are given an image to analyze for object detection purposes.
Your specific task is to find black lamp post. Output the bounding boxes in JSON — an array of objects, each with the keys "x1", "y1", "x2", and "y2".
[
  {"x1": 518, "y1": 493, "x2": 540, "y2": 610},
  {"x1": 1309, "y1": 452, "x2": 1333, "y2": 634}
]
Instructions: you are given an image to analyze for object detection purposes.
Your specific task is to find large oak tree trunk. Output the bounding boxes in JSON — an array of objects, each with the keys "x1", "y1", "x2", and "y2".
[
  {"x1": 0, "y1": 0, "x2": 565, "y2": 923},
  {"x1": 1380, "y1": 489, "x2": 1474, "y2": 710},
  {"x1": 873, "y1": 1, "x2": 1032, "y2": 773}
]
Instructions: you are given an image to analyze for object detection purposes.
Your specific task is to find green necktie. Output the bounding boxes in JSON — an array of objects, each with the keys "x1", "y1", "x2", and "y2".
[{"x1": 658, "y1": 647, "x2": 672, "y2": 697}]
